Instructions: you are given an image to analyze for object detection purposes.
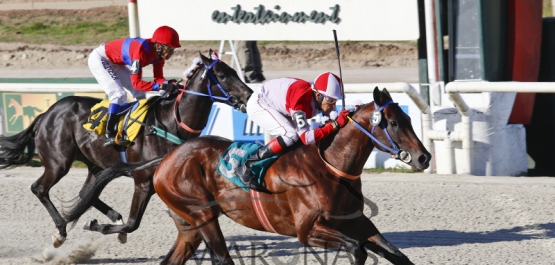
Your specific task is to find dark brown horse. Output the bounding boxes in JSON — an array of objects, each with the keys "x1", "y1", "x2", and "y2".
[
  {"x1": 0, "y1": 50, "x2": 253, "y2": 247},
  {"x1": 84, "y1": 87, "x2": 430, "y2": 264}
]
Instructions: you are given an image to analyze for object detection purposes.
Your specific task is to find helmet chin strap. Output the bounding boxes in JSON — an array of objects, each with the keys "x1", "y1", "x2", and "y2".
[
  {"x1": 155, "y1": 43, "x2": 164, "y2": 59},
  {"x1": 314, "y1": 92, "x2": 324, "y2": 110}
]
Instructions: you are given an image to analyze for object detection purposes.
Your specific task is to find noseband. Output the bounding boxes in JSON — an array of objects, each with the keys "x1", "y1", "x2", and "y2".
[{"x1": 349, "y1": 101, "x2": 412, "y2": 163}]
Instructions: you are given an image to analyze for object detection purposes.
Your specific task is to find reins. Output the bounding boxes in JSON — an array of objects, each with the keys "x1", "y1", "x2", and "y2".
[
  {"x1": 348, "y1": 101, "x2": 411, "y2": 163},
  {"x1": 115, "y1": 57, "x2": 240, "y2": 144},
  {"x1": 320, "y1": 100, "x2": 412, "y2": 179},
  {"x1": 173, "y1": 59, "x2": 239, "y2": 134}
]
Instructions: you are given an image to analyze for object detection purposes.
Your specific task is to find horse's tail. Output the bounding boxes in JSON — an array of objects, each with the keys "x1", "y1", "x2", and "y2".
[
  {"x1": 62, "y1": 156, "x2": 164, "y2": 224},
  {"x1": 0, "y1": 114, "x2": 43, "y2": 169}
]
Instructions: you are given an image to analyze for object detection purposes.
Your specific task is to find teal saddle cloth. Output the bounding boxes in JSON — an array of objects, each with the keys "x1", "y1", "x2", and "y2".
[{"x1": 216, "y1": 142, "x2": 279, "y2": 192}]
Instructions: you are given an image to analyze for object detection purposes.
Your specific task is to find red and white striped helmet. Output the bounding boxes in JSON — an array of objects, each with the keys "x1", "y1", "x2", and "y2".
[{"x1": 312, "y1": 72, "x2": 343, "y2": 99}]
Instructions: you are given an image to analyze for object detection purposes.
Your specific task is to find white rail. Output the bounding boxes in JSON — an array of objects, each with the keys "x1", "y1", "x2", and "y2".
[
  {"x1": 445, "y1": 81, "x2": 555, "y2": 175},
  {"x1": 0, "y1": 82, "x2": 436, "y2": 172}
]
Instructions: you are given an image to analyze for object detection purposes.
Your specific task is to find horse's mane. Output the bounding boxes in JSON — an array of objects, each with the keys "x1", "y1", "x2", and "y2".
[
  {"x1": 182, "y1": 57, "x2": 203, "y2": 79},
  {"x1": 351, "y1": 102, "x2": 373, "y2": 116}
]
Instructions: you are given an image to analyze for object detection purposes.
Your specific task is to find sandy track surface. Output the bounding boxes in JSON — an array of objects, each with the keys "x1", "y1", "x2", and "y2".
[{"x1": 0, "y1": 167, "x2": 554, "y2": 264}]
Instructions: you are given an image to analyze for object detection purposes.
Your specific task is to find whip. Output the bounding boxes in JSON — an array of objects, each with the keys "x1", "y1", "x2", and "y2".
[{"x1": 332, "y1": 29, "x2": 346, "y2": 110}]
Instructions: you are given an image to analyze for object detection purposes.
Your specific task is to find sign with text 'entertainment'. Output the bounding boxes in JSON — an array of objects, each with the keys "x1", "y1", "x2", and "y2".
[{"x1": 138, "y1": 0, "x2": 419, "y2": 41}]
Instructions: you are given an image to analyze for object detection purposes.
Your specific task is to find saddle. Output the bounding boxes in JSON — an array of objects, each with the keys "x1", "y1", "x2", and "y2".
[
  {"x1": 217, "y1": 142, "x2": 279, "y2": 192},
  {"x1": 83, "y1": 99, "x2": 150, "y2": 146}
]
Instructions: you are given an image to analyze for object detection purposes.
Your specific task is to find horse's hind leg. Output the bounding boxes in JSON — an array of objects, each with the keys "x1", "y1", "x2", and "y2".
[
  {"x1": 30, "y1": 167, "x2": 71, "y2": 248},
  {"x1": 161, "y1": 211, "x2": 202, "y2": 265},
  {"x1": 168, "y1": 206, "x2": 232, "y2": 265},
  {"x1": 154, "y1": 170, "x2": 233, "y2": 264}
]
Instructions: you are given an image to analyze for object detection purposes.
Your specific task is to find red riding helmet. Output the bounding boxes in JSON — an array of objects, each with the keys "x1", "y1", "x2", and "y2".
[
  {"x1": 152, "y1": 26, "x2": 181, "y2": 48},
  {"x1": 313, "y1": 72, "x2": 343, "y2": 99}
]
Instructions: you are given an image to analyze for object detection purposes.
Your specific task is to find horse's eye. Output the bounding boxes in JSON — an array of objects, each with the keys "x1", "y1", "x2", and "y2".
[{"x1": 390, "y1": 120, "x2": 398, "y2": 127}]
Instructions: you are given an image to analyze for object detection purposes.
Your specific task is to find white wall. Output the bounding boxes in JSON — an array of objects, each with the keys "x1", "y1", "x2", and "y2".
[{"x1": 137, "y1": 0, "x2": 419, "y2": 41}]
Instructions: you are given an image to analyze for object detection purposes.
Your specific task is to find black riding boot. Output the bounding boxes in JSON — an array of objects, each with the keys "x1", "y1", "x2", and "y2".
[
  {"x1": 104, "y1": 104, "x2": 130, "y2": 147},
  {"x1": 235, "y1": 138, "x2": 284, "y2": 194},
  {"x1": 104, "y1": 111, "x2": 119, "y2": 146}
]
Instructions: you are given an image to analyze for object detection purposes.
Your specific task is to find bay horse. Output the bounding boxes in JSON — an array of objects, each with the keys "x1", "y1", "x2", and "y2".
[
  {"x1": 83, "y1": 87, "x2": 430, "y2": 264},
  {"x1": 0, "y1": 50, "x2": 253, "y2": 248}
]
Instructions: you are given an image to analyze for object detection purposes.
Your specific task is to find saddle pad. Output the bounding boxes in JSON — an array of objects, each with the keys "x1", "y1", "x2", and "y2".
[
  {"x1": 118, "y1": 99, "x2": 149, "y2": 145},
  {"x1": 83, "y1": 99, "x2": 150, "y2": 146},
  {"x1": 216, "y1": 142, "x2": 278, "y2": 193},
  {"x1": 82, "y1": 100, "x2": 110, "y2": 135}
]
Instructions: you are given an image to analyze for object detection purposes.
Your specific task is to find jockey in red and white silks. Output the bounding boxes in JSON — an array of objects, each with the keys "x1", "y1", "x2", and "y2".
[
  {"x1": 247, "y1": 72, "x2": 349, "y2": 147},
  {"x1": 237, "y1": 72, "x2": 350, "y2": 193}
]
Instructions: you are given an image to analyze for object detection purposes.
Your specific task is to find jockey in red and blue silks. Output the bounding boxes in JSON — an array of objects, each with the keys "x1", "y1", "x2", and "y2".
[{"x1": 88, "y1": 25, "x2": 182, "y2": 147}]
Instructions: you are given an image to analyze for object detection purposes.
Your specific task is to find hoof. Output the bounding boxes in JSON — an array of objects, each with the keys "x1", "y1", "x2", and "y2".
[
  {"x1": 117, "y1": 232, "x2": 127, "y2": 244},
  {"x1": 113, "y1": 219, "x2": 127, "y2": 244},
  {"x1": 83, "y1": 219, "x2": 98, "y2": 231},
  {"x1": 52, "y1": 233, "x2": 66, "y2": 248}
]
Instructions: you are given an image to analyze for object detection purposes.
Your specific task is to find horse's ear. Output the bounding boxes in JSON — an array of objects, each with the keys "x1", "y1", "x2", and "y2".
[
  {"x1": 209, "y1": 48, "x2": 214, "y2": 58},
  {"x1": 199, "y1": 51, "x2": 209, "y2": 64},
  {"x1": 382, "y1": 88, "x2": 393, "y2": 102},
  {"x1": 373, "y1": 86, "x2": 382, "y2": 105}
]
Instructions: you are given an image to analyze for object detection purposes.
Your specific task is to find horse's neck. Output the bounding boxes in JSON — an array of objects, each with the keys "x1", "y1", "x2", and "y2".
[
  {"x1": 322, "y1": 119, "x2": 375, "y2": 176},
  {"x1": 174, "y1": 90, "x2": 213, "y2": 134}
]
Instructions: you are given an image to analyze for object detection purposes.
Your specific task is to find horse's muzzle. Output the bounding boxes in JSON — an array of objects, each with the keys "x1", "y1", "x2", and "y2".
[{"x1": 238, "y1": 103, "x2": 247, "y2": 113}]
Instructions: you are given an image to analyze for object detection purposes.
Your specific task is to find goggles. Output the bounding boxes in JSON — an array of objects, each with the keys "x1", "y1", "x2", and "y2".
[
  {"x1": 323, "y1": 96, "x2": 337, "y2": 104},
  {"x1": 161, "y1": 44, "x2": 175, "y2": 53}
]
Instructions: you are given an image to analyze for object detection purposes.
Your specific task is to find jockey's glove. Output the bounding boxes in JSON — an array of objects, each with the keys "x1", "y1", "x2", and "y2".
[
  {"x1": 161, "y1": 83, "x2": 183, "y2": 94},
  {"x1": 336, "y1": 109, "x2": 350, "y2": 128}
]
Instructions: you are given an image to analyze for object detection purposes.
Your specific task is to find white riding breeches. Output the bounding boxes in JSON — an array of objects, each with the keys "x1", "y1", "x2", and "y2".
[
  {"x1": 88, "y1": 44, "x2": 146, "y2": 105},
  {"x1": 246, "y1": 91, "x2": 299, "y2": 147}
]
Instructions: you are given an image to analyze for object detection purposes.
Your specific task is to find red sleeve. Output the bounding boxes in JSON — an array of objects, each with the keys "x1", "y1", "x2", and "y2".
[
  {"x1": 299, "y1": 123, "x2": 335, "y2": 145},
  {"x1": 152, "y1": 60, "x2": 165, "y2": 85},
  {"x1": 130, "y1": 46, "x2": 164, "y2": 91}
]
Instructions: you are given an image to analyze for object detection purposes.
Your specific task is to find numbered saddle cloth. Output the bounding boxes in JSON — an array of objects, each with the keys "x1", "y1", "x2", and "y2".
[
  {"x1": 217, "y1": 142, "x2": 279, "y2": 192},
  {"x1": 82, "y1": 99, "x2": 150, "y2": 146}
]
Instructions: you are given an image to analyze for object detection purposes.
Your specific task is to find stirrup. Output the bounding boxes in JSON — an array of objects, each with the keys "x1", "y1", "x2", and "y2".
[
  {"x1": 104, "y1": 137, "x2": 117, "y2": 147},
  {"x1": 104, "y1": 137, "x2": 131, "y2": 147}
]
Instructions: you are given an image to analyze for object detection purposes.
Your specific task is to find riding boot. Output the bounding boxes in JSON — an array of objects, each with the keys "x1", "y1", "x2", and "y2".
[
  {"x1": 235, "y1": 138, "x2": 285, "y2": 194},
  {"x1": 104, "y1": 104, "x2": 131, "y2": 146}
]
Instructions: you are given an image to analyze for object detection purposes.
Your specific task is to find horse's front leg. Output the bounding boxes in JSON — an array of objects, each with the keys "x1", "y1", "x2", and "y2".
[
  {"x1": 72, "y1": 170, "x2": 127, "y2": 243},
  {"x1": 299, "y1": 217, "x2": 368, "y2": 265},
  {"x1": 84, "y1": 177, "x2": 154, "y2": 235},
  {"x1": 362, "y1": 234, "x2": 413, "y2": 265},
  {"x1": 346, "y1": 216, "x2": 413, "y2": 265},
  {"x1": 90, "y1": 199, "x2": 127, "y2": 243}
]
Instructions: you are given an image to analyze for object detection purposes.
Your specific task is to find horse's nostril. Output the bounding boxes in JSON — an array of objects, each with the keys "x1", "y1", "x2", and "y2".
[{"x1": 418, "y1": 154, "x2": 429, "y2": 165}]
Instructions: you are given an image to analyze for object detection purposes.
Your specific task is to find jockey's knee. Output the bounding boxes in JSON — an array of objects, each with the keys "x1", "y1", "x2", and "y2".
[
  {"x1": 280, "y1": 132, "x2": 299, "y2": 147},
  {"x1": 108, "y1": 90, "x2": 127, "y2": 105}
]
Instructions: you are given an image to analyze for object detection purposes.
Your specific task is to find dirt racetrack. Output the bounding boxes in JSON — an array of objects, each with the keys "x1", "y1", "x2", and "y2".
[
  {"x1": 0, "y1": 167, "x2": 554, "y2": 265},
  {"x1": 0, "y1": 1, "x2": 554, "y2": 264}
]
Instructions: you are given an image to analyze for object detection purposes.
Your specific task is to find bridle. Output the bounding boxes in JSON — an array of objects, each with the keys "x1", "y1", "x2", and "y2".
[
  {"x1": 348, "y1": 101, "x2": 412, "y2": 163},
  {"x1": 181, "y1": 60, "x2": 241, "y2": 105},
  {"x1": 173, "y1": 59, "x2": 242, "y2": 134}
]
